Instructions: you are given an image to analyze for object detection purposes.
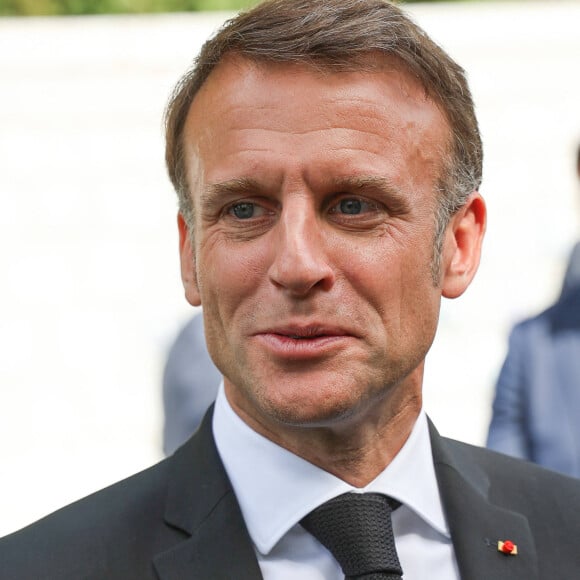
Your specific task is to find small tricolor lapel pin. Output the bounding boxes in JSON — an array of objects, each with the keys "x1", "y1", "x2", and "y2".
[{"x1": 498, "y1": 540, "x2": 518, "y2": 555}]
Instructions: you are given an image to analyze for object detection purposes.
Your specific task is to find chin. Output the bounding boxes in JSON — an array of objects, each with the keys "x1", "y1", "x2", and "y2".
[{"x1": 260, "y1": 388, "x2": 364, "y2": 429}]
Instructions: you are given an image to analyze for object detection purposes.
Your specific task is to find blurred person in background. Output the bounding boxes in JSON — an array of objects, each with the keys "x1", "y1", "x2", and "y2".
[
  {"x1": 560, "y1": 144, "x2": 580, "y2": 298},
  {"x1": 487, "y1": 143, "x2": 580, "y2": 476},
  {"x1": 162, "y1": 312, "x2": 220, "y2": 455}
]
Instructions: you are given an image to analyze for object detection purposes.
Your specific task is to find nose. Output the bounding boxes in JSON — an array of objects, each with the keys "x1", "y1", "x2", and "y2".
[{"x1": 268, "y1": 198, "x2": 335, "y2": 297}]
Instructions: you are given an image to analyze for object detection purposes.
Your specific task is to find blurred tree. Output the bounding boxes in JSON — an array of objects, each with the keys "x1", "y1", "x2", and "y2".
[
  {"x1": 0, "y1": 0, "x2": 254, "y2": 15},
  {"x1": 0, "y1": 0, "x2": 455, "y2": 17}
]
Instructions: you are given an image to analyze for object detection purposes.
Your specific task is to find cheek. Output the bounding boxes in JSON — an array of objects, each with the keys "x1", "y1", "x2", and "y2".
[
  {"x1": 343, "y1": 233, "x2": 436, "y2": 321},
  {"x1": 197, "y1": 235, "x2": 270, "y2": 305}
]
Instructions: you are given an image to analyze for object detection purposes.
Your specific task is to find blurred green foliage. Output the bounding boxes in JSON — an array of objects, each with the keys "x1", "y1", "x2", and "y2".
[
  {"x1": 0, "y1": 0, "x2": 448, "y2": 17},
  {"x1": 0, "y1": 0, "x2": 255, "y2": 16}
]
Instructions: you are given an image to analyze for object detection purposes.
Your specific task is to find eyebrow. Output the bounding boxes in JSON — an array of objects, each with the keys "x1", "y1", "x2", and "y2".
[
  {"x1": 199, "y1": 178, "x2": 265, "y2": 214},
  {"x1": 201, "y1": 177, "x2": 262, "y2": 203},
  {"x1": 329, "y1": 175, "x2": 411, "y2": 215},
  {"x1": 200, "y1": 175, "x2": 411, "y2": 215}
]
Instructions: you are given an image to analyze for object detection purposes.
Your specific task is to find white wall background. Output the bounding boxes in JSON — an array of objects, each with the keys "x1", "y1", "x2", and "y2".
[{"x1": 1, "y1": 1, "x2": 579, "y2": 536}]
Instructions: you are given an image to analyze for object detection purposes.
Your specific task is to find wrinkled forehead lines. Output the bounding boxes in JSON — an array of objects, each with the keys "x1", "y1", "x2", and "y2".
[
  {"x1": 186, "y1": 52, "x2": 442, "y2": 123},
  {"x1": 182, "y1": 55, "x2": 452, "y2": 203}
]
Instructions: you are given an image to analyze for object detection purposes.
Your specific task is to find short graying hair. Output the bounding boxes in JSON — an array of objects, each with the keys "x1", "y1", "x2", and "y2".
[{"x1": 165, "y1": 0, "x2": 483, "y2": 277}]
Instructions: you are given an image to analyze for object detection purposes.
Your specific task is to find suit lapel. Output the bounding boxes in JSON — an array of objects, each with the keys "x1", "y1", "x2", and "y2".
[
  {"x1": 429, "y1": 421, "x2": 538, "y2": 580},
  {"x1": 153, "y1": 408, "x2": 263, "y2": 580},
  {"x1": 152, "y1": 408, "x2": 541, "y2": 579}
]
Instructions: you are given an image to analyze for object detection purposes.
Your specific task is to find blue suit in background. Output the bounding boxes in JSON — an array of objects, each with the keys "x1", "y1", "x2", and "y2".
[
  {"x1": 487, "y1": 285, "x2": 580, "y2": 476},
  {"x1": 561, "y1": 241, "x2": 580, "y2": 300},
  {"x1": 162, "y1": 313, "x2": 221, "y2": 456}
]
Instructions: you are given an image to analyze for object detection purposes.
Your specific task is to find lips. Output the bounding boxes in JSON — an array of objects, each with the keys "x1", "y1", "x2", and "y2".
[
  {"x1": 252, "y1": 324, "x2": 356, "y2": 360},
  {"x1": 258, "y1": 323, "x2": 353, "y2": 338},
  {"x1": 278, "y1": 328, "x2": 338, "y2": 339}
]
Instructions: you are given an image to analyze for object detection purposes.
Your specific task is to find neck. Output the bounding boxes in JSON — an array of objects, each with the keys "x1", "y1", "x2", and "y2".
[{"x1": 228, "y1": 380, "x2": 422, "y2": 487}]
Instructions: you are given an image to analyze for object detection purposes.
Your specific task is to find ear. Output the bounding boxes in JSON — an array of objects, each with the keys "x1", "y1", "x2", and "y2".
[
  {"x1": 178, "y1": 213, "x2": 202, "y2": 307},
  {"x1": 441, "y1": 192, "x2": 486, "y2": 299}
]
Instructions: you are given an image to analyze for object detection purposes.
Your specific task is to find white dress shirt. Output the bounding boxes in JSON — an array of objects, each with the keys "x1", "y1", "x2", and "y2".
[{"x1": 213, "y1": 385, "x2": 460, "y2": 579}]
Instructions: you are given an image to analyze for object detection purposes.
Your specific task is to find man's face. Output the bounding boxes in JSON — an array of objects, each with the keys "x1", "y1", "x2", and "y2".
[{"x1": 179, "y1": 56, "x2": 475, "y2": 435}]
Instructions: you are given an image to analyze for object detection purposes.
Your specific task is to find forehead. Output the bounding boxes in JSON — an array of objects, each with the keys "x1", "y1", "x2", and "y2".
[
  {"x1": 191, "y1": 54, "x2": 445, "y2": 123},
  {"x1": 183, "y1": 55, "x2": 450, "y2": 195}
]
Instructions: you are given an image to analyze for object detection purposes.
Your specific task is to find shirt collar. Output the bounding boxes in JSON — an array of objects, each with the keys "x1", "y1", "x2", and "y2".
[{"x1": 213, "y1": 384, "x2": 449, "y2": 555}]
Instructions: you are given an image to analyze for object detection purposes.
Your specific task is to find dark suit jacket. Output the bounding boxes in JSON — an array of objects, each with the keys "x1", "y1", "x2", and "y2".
[
  {"x1": 487, "y1": 287, "x2": 580, "y2": 476},
  {"x1": 2, "y1": 410, "x2": 580, "y2": 579}
]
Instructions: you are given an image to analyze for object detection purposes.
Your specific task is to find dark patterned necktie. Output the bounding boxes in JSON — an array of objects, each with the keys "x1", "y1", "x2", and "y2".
[{"x1": 301, "y1": 492, "x2": 403, "y2": 580}]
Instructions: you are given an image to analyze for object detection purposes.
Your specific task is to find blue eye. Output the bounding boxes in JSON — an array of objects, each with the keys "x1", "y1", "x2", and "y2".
[
  {"x1": 231, "y1": 202, "x2": 255, "y2": 219},
  {"x1": 328, "y1": 197, "x2": 381, "y2": 219},
  {"x1": 338, "y1": 199, "x2": 363, "y2": 214}
]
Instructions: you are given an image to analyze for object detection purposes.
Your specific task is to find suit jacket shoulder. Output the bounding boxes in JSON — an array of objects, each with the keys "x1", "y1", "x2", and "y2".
[
  {"x1": 0, "y1": 412, "x2": 260, "y2": 580},
  {"x1": 0, "y1": 457, "x2": 177, "y2": 579},
  {"x1": 432, "y1": 425, "x2": 580, "y2": 579}
]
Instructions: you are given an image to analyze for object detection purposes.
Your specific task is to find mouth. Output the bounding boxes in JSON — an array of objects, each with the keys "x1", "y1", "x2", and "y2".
[
  {"x1": 281, "y1": 329, "x2": 336, "y2": 340},
  {"x1": 253, "y1": 324, "x2": 355, "y2": 360},
  {"x1": 266, "y1": 324, "x2": 352, "y2": 339}
]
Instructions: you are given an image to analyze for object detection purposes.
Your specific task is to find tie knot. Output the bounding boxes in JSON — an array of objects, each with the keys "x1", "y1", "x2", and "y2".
[{"x1": 301, "y1": 492, "x2": 403, "y2": 579}]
